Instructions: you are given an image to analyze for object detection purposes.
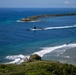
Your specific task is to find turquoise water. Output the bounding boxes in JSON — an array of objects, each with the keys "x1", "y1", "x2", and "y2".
[{"x1": 0, "y1": 8, "x2": 76, "y2": 65}]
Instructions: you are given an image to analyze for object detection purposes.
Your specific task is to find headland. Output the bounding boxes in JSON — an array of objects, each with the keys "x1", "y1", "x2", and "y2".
[{"x1": 19, "y1": 12, "x2": 76, "y2": 22}]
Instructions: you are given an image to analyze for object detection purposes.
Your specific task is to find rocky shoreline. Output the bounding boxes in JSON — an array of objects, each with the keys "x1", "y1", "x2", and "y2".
[{"x1": 19, "y1": 12, "x2": 76, "y2": 22}]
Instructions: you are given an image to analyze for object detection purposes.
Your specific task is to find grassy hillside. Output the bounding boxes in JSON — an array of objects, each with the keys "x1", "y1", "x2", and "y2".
[{"x1": 0, "y1": 60, "x2": 76, "y2": 75}]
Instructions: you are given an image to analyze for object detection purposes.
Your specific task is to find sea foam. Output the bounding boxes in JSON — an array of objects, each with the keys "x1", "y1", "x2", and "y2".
[
  {"x1": 44, "y1": 24, "x2": 76, "y2": 30},
  {"x1": 6, "y1": 54, "x2": 29, "y2": 64},
  {"x1": 5, "y1": 43, "x2": 76, "y2": 64}
]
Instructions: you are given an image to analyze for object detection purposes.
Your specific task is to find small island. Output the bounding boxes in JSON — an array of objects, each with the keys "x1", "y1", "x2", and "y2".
[{"x1": 19, "y1": 12, "x2": 76, "y2": 22}]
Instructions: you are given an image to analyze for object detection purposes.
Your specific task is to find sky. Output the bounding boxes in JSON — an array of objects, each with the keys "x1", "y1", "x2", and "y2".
[{"x1": 0, "y1": 0, "x2": 76, "y2": 8}]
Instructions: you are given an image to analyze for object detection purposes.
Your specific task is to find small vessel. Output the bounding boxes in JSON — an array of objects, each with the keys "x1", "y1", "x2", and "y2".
[
  {"x1": 30, "y1": 28, "x2": 42, "y2": 31},
  {"x1": 26, "y1": 26, "x2": 46, "y2": 31}
]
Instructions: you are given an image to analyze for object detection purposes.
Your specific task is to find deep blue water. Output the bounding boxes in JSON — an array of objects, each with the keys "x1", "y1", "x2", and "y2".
[{"x1": 0, "y1": 8, "x2": 76, "y2": 65}]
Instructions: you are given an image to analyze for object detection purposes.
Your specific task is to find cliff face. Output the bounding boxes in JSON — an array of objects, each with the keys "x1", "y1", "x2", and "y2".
[{"x1": 19, "y1": 12, "x2": 76, "y2": 22}]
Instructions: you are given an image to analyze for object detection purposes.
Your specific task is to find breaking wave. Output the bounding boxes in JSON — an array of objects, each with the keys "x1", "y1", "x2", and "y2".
[
  {"x1": 6, "y1": 54, "x2": 30, "y2": 64},
  {"x1": 5, "y1": 43, "x2": 76, "y2": 64}
]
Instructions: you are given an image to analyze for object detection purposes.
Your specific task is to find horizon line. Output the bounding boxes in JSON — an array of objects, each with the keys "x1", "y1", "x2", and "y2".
[{"x1": 0, "y1": 7, "x2": 76, "y2": 8}]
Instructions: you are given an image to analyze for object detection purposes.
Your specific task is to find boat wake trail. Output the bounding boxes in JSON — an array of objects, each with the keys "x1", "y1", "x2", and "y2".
[
  {"x1": 44, "y1": 24, "x2": 76, "y2": 30},
  {"x1": 29, "y1": 24, "x2": 76, "y2": 31}
]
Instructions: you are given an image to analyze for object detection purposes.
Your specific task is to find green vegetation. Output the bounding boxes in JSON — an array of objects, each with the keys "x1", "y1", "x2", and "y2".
[
  {"x1": 0, "y1": 54, "x2": 76, "y2": 75},
  {"x1": 29, "y1": 54, "x2": 41, "y2": 61}
]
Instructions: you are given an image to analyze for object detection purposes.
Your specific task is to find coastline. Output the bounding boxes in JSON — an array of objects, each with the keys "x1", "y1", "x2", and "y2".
[
  {"x1": 5, "y1": 43, "x2": 76, "y2": 66},
  {"x1": 0, "y1": 8, "x2": 76, "y2": 67},
  {"x1": 19, "y1": 12, "x2": 76, "y2": 22}
]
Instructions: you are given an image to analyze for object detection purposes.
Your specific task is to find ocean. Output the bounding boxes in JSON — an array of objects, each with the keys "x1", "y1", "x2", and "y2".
[{"x1": 0, "y1": 8, "x2": 76, "y2": 65}]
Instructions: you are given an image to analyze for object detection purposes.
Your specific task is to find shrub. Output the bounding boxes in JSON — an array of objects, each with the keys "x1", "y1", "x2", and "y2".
[{"x1": 29, "y1": 54, "x2": 41, "y2": 61}]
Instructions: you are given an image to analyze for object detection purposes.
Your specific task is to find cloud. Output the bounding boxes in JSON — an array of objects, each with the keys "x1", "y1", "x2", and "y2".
[{"x1": 64, "y1": 1, "x2": 70, "y2": 4}]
